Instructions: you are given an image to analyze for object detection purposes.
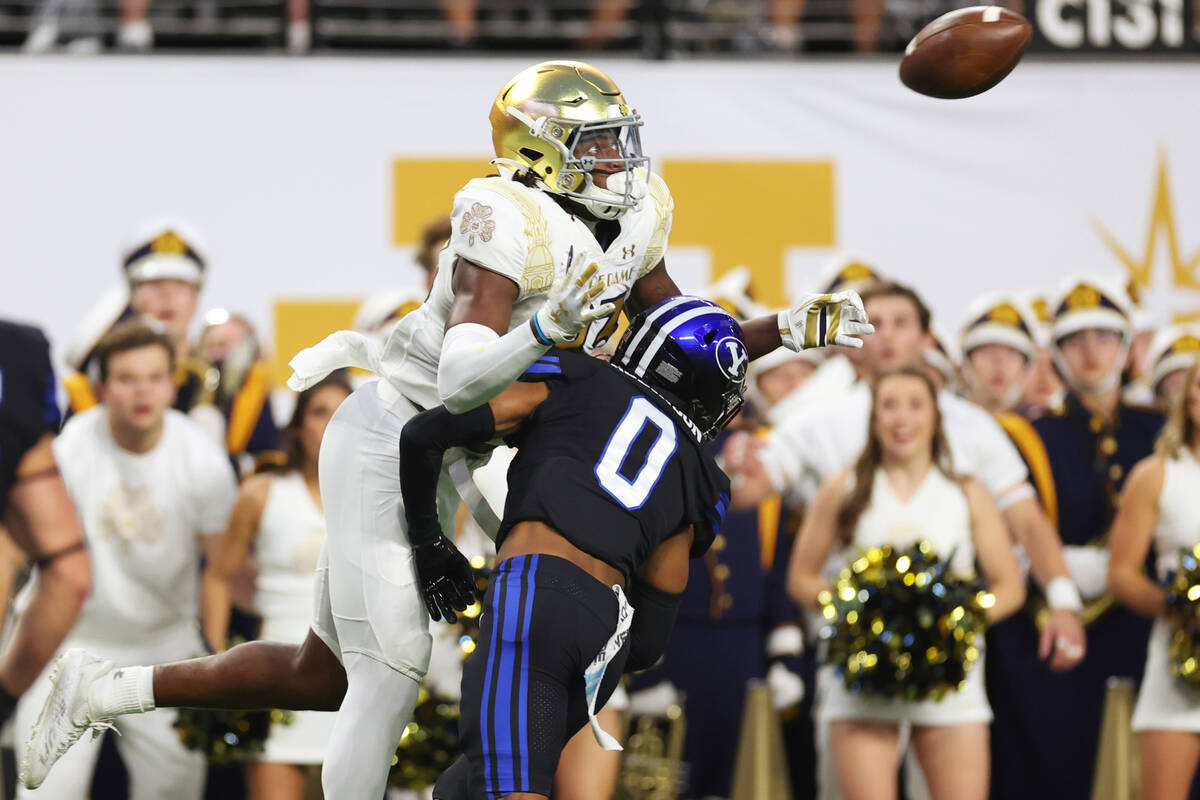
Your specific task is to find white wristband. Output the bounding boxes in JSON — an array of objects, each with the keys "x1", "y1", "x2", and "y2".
[{"x1": 1046, "y1": 575, "x2": 1083, "y2": 613}]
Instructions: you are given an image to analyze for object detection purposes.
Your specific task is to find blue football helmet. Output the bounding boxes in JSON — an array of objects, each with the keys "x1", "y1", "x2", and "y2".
[{"x1": 612, "y1": 296, "x2": 749, "y2": 441}]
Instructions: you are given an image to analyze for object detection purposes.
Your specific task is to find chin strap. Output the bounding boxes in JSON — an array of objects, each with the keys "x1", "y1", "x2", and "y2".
[
  {"x1": 1052, "y1": 340, "x2": 1129, "y2": 397},
  {"x1": 962, "y1": 363, "x2": 1026, "y2": 413}
]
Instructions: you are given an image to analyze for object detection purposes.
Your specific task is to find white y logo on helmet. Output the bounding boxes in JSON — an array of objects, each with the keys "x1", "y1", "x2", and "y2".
[{"x1": 716, "y1": 337, "x2": 749, "y2": 381}]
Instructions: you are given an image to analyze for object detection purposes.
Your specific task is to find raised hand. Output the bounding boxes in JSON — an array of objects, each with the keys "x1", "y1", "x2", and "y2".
[
  {"x1": 530, "y1": 248, "x2": 617, "y2": 345},
  {"x1": 778, "y1": 290, "x2": 875, "y2": 351}
]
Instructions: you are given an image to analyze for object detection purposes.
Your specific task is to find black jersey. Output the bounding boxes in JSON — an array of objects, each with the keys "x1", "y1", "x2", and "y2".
[
  {"x1": 500, "y1": 351, "x2": 730, "y2": 578},
  {"x1": 0, "y1": 321, "x2": 62, "y2": 515}
]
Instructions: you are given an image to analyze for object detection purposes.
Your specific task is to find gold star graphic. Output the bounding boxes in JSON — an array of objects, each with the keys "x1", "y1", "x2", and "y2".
[{"x1": 1093, "y1": 149, "x2": 1200, "y2": 323}]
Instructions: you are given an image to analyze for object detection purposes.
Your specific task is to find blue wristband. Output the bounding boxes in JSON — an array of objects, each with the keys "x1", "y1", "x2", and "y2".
[{"x1": 529, "y1": 314, "x2": 554, "y2": 346}]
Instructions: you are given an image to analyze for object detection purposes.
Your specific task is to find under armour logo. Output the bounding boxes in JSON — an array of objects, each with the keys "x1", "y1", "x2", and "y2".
[
  {"x1": 716, "y1": 337, "x2": 749, "y2": 381},
  {"x1": 114, "y1": 670, "x2": 124, "y2": 679},
  {"x1": 622, "y1": 244, "x2": 636, "y2": 260}
]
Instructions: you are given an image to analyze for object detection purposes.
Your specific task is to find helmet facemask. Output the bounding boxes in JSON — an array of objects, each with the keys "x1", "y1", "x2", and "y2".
[
  {"x1": 504, "y1": 106, "x2": 649, "y2": 220},
  {"x1": 691, "y1": 379, "x2": 746, "y2": 441}
]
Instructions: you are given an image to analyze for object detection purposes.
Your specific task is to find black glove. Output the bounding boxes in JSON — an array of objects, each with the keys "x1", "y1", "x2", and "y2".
[
  {"x1": 0, "y1": 685, "x2": 16, "y2": 728},
  {"x1": 413, "y1": 536, "x2": 478, "y2": 624}
]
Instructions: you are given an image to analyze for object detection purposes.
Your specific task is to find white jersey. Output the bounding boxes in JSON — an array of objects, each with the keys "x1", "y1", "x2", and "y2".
[
  {"x1": 253, "y1": 471, "x2": 327, "y2": 642},
  {"x1": 378, "y1": 170, "x2": 673, "y2": 409},
  {"x1": 761, "y1": 382, "x2": 1032, "y2": 509},
  {"x1": 52, "y1": 408, "x2": 237, "y2": 642}
]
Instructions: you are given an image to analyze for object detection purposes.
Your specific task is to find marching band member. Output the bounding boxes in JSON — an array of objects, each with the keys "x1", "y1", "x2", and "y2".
[
  {"x1": 988, "y1": 275, "x2": 1164, "y2": 800},
  {"x1": 196, "y1": 309, "x2": 282, "y2": 471},
  {"x1": 1140, "y1": 324, "x2": 1200, "y2": 412},
  {"x1": 61, "y1": 221, "x2": 279, "y2": 462},
  {"x1": 959, "y1": 294, "x2": 1040, "y2": 416},
  {"x1": 1020, "y1": 293, "x2": 1066, "y2": 417}
]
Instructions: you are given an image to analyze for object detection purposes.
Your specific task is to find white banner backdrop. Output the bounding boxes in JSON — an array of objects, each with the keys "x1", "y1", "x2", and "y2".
[{"x1": 2, "y1": 55, "x2": 1199, "y2": 374}]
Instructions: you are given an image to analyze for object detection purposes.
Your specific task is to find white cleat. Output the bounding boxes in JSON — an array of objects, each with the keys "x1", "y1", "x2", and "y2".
[{"x1": 21, "y1": 649, "x2": 118, "y2": 789}]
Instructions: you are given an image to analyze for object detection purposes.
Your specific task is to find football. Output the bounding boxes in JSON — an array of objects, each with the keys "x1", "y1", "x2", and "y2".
[{"x1": 899, "y1": 6, "x2": 1033, "y2": 99}]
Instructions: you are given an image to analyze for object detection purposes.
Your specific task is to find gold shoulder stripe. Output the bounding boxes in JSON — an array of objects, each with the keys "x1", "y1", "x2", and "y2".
[
  {"x1": 227, "y1": 361, "x2": 271, "y2": 455},
  {"x1": 758, "y1": 494, "x2": 782, "y2": 570},
  {"x1": 63, "y1": 371, "x2": 98, "y2": 414},
  {"x1": 995, "y1": 412, "x2": 1058, "y2": 527},
  {"x1": 465, "y1": 178, "x2": 555, "y2": 296}
]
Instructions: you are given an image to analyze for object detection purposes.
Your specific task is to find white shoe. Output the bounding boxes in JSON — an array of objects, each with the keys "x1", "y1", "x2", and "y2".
[{"x1": 21, "y1": 649, "x2": 118, "y2": 790}]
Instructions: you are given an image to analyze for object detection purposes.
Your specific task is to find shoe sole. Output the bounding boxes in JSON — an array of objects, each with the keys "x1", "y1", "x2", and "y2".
[{"x1": 21, "y1": 649, "x2": 88, "y2": 789}]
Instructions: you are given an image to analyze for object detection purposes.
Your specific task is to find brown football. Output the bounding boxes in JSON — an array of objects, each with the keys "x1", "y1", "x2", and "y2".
[{"x1": 899, "y1": 6, "x2": 1032, "y2": 99}]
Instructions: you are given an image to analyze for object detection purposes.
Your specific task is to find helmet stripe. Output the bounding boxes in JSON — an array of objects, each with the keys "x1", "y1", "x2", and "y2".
[
  {"x1": 620, "y1": 296, "x2": 695, "y2": 368},
  {"x1": 634, "y1": 306, "x2": 730, "y2": 378}
]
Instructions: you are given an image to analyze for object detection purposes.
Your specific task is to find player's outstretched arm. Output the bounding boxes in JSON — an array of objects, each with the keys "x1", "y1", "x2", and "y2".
[
  {"x1": 438, "y1": 256, "x2": 614, "y2": 414},
  {"x1": 629, "y1": 261, "x2": 794, "y2": 358},
  {"x1": 399, "y1": 381, "x2": 550, "y2": 622},
  {"x1": 628, "y1": 261, "x2": 873, "y2": 358}
]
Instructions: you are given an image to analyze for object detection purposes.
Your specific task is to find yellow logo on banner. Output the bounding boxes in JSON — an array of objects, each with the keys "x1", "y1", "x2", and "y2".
[
  {"x1": 663, "y1": 160, "x2": 835, "y2": 306},
  {"x1": 271, "y1": 299, "x2": 362, "y2": 388},
  {"x1": 1094, "y1": 150, "x2": 1200, "y2": 323}
]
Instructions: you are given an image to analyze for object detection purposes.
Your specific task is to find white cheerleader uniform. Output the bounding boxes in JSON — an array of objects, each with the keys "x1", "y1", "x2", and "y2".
[
  {"x1": 252, "y1": 471, "x2": 337, "y2": 764},
  {"x1": 1131, "y1": 451, "x2": 1200, "y2": 732},
  {"x1": 817, "y1": 467, "x2": 993, "y2": 727}
]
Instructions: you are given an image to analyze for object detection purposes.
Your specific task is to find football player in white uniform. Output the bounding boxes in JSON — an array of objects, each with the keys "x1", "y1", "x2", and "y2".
[{"x1": 24, "y1": 60, "x2": 872, "y2": 800}]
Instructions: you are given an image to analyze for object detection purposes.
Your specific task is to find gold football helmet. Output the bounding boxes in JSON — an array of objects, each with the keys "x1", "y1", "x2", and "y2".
[{"x1": 490, "y1": 60, "x2": 648, "y2": 220}]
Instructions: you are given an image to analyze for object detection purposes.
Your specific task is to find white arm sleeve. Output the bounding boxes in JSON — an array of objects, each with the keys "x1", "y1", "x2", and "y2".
[{"x1": 437, "y1": 321, "x2": 550, "y2": 414}]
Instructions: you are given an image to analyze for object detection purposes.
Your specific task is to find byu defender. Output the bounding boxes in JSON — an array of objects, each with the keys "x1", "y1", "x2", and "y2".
[
  {"x1": 25, "y1": 61, "x2": 870, "y2": 800},
  {"x1": 397, "y1": 298, "x2": 744, "y2": 800},
  {"x1": 0, "y1": 321, "x2": 91, "y2": 729}
]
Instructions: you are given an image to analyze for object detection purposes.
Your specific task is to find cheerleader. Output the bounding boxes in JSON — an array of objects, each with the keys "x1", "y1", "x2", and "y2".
[
  {"x1": 788, "y1": 367, "x2": 1025, "y2": 800},
  {"x1": 1109, "y1": 354, "x2": 1200, "y2": 800},
  {"x1": 200, "y1": 373, "x2": 352, "y2": 800}
]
